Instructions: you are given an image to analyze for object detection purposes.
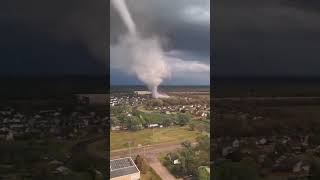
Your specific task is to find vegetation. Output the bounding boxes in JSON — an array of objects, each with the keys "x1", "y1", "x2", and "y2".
[
  {"x1": 111, "y1": 104, "x2": 193, "y2": 131},
  {"x1": 110, "y1": 126, "x2": 201, "y2": 150},
  {"x1": 161, "y1": 135, "x2": 210, "y2": 178},
  {"x1": 311, "y1": 157, "x2": 320, "y2": 180},
  {"x1": 198, "y1": 166, "x2": 210, "y2": 180},
  {"x1": 0, "y1": 138, "x2": 106, "y2": 180},
  {"x1": 213, "y1": 158, "x2": 261, "y2": 180}
]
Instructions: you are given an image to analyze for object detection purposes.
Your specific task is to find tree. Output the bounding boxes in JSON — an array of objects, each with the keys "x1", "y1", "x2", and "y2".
[
  {"x1": 135, "y1": 155, "x2": 148, "y2": 174},
  {"x1": 311, "y1": 158, "x2": 320, "y2": 180},
  {"x1": 176, "y1": 113, "x2": 191, "y2": 126},
  {"x1": 213, "y1": 159, "x2": 261, "y2": 180},
  {"x1": 198, "y1": 166, "x2": 210, "y2": 180},
  {"x1": 189, "y1": 122, "x2": 196, "y2": 131},
  {"x1": 127, "y1": 116, "x2": 142, "y2": 130},
  {"x1": 161, "y1": 117, "x2": 172, "y2": 127},
  {"x1": 110, "y1": 116, "x2": 119, "y2": 126},
  {"x1": 148, "y1": 99, "x2": 163, "y2": 107},
  {"x1": 179, "y1": 141, "x2": 197, "y2": 175}
]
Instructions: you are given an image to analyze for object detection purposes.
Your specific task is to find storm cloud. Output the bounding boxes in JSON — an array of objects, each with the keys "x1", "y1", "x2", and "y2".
[
  {"x1": 110, "y1": 0, "x2": 210, "y2": 85},
  {"x1": 0, "y1": 0, "x2": 107, "y2": 75},
  {"x1": 213, "y1": 0, "x2": 320, "y2": 77}
]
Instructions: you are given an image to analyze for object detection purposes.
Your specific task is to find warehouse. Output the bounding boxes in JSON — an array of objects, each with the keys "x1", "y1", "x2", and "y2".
[{"x1": 110, "y1": 157, "x2": 140, "y2": 180}]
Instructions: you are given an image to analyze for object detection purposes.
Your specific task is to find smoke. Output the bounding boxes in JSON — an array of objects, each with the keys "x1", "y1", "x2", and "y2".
[{"x1": 111, "y1": 0, "x2": 209, "y2": 98}]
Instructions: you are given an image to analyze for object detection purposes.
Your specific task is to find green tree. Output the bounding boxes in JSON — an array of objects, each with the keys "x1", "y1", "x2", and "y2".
[
  {"x1": 198, "y1": 166, "x2": 210, "y2": 180},
  {"x1": 179, "y1": 141, "x2": 197, "y2": 175},
  {"x1": 176, "y1": 113, "x2": 191, "y2": 126},
  {"x1": 127, "y1": 116, "x2": 142, "y2": 130}
]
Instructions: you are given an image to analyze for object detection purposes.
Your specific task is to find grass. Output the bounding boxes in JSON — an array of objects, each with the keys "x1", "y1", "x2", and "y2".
[
  {"x1": 137, "y1": 105, "x2": 157, "y2": 113},
  {"x1": 141, "y1": 167, "x2": 162, "y2": 180},
  {"x1": 110, "y1": 126, "x2": 201, "y2": 151}
]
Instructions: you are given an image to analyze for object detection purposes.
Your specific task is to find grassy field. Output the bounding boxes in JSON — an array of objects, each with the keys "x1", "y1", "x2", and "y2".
[{"x1": 110, "y1": 126, "x2": 201, "y2": 151}]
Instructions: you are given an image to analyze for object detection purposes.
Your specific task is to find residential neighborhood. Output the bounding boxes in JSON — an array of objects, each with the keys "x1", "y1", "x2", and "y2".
[{"x1": 110, "y1": 87, "x2": 210, "y2": 180}]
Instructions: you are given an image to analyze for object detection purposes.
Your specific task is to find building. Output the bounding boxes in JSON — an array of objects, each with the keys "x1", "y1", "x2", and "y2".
[
  {"x1": 110, "y1": 157, "x2": 140, "y2": 180},
  {"x1": 167, "y1": 152, "x2": 181, "y2": 165},
  {"x1": 76, "y1": 94, "x2": 107, "y2": 105},
  {"x1": 134, "y1": 91, "x2": 152, "y2": 96}
]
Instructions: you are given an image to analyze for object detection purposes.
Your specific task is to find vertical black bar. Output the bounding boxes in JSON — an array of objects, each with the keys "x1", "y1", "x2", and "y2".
[{"x1": 106, "y1": 0, "x2": 110, "y2": 179}]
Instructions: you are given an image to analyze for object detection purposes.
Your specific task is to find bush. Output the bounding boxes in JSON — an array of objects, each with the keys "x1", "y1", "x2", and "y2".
[{"x1": 135, "y1": 155, "x2": 148, "y2": 174}]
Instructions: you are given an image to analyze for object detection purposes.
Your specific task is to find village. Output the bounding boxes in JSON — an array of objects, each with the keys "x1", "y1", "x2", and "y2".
[
  {"x1": 0, "y1": 95, "x2": 109, "y2": 180},
  {"x1": 0, "y1": 106, "x2": 108, "y2": 141},
  {"x1": 110, "y1": 91, "x2": 209, "y2": 130},
  {"x1": 214, "y1": 134, "x2": 320, "y2": 179},
  {"x1": 213, "y1": 98, "x2": 320, "y2": 180},
  {"x1": 110, "y1": 89, "x2": 210, "y2": 180}
]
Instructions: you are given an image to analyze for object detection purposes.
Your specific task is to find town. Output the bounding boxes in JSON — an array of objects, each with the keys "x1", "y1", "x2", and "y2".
[
  {"x1": 110, "y1": 87, "x2": 210, "y2": 180},
  {"x1": 0, "y1": 94, "x2": 108, "y2": 180},
  {"x1": 213, "y1": 97, "x2": 320, "y2": 180}
]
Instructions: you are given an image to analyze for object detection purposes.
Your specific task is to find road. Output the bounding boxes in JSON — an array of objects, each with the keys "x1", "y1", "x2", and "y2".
[{"x1": 109, "y1": 142, "x2": 197, "y2": 180}]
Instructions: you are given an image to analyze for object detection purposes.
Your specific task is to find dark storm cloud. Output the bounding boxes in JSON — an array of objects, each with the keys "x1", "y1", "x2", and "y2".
[
  {"x1": 213, "y1": 0, "x2": 320, "y2": 77},
  {"x1": 0, "y1": 0, "x2": 107, "y2": 75},
  {"x1": 110, "y1": 0, "x2": 210, "y2": 64},
  {"x1": 110, "y1": 0, "x2": 210, "y2": 85},
  {"x1": 283, "y1": 0, "x2": 320, "y2": 13}
]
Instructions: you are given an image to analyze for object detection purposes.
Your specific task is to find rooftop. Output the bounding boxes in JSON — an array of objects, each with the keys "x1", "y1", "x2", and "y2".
[{"x1": 110, "y1": 157, "x2": 140, "y2": 178}]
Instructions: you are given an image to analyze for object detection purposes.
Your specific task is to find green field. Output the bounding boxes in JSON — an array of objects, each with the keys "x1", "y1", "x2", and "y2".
[{"x1": 110, "y1": 126, "x2": 201, "y2": 151}]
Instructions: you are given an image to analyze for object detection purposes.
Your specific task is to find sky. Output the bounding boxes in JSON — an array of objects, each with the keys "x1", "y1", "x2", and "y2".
[
  {"x1": 1, "y1": 0, "x2": 319, "y2": 80},
  {"x1": 213, "y1": 0, "x2": 320, "y2": 78},
  {"x1": 110, "y1": 0, "x2": 210, "y2": 85},
  {"x1": 0, "y1": 0, "x2": 107, "y2": 76}
]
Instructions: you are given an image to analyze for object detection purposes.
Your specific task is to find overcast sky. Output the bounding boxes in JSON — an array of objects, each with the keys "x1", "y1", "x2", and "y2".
[
  {"x1": 1, "y1": 0, "x2": 319, "y2": 80},
  {"x1": 110, "y1": 0, "x2": 210, "y2": 85},
  {"x1": 213, "y1": 0, "x2": 320, "y2": 77},
  {"x1": 0, "y1": 0, "x2": 107, "y2": 76}
]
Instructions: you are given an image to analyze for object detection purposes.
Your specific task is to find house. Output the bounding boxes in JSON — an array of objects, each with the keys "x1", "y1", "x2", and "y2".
[
  {"x1": 76, "y1": 94, "x2": 107, "y2": 105},
  {"x1": 134, "y1": 91, "x2": 152, "y2": 96},
  {"x1": 256, "y1": 138, "x2": 268, "y2": 145},
  {"x1": 201, "y1": 112, "x2": 208, "y2": 118},
  {"x1": 232, "y1": 139, "x2": 240, "y2": 148},
  {"x1": 112, "y1": 126, "x2": 121, "y2": 131},
  {"x1": 222, "y1": 146, "x2": 233, "y2": 156},
  {"x1": 110, "y1": 157, "x2": 140, "y2": 180},
  {"x1": 55, "y1": 166, "x2": 70, "y2": 175},
  {"x1": 148, "y1": 124, "x2": 159, "y2": 128},
  {"x1": 167, "y1": 153, "x2": 181, "y2": 165}
]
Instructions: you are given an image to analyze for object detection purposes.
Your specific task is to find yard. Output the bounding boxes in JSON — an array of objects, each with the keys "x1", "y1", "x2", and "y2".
[{"x1": 110, "y1": 126, "x2": 201, "y2": 151}]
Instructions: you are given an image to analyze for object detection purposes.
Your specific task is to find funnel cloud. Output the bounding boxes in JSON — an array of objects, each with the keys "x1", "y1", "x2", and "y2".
[{"x1": 110, "y1": 0, "x2": 210, "y2": 98}]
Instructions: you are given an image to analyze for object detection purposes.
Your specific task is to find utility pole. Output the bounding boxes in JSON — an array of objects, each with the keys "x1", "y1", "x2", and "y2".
[{"x1": 152, "y1": 127, "x2": 154, "y2": 144}]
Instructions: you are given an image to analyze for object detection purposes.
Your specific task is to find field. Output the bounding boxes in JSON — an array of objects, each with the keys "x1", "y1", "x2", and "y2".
[{"x1": 110, "y1": 126, "x2": 201, "y2": 151}]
